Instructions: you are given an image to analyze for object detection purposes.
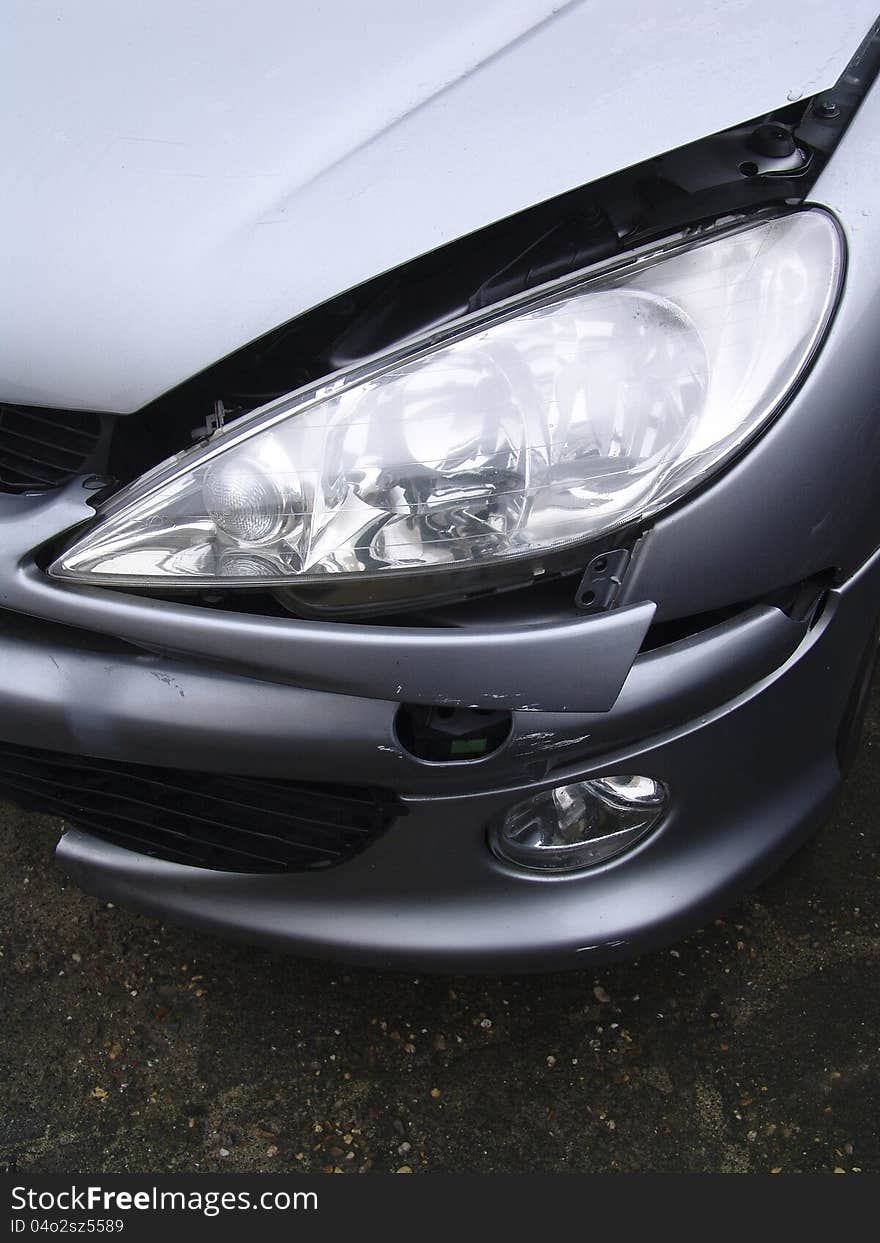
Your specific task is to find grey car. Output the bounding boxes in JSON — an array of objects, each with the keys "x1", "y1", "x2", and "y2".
[{"x1": 2, "y1": 2, "x2": 880, "y2": 969}]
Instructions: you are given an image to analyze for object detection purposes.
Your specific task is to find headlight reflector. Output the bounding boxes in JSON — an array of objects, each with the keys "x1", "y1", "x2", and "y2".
[{"x1": 52, "y1": 210, "x2": 842, "y2": 588}]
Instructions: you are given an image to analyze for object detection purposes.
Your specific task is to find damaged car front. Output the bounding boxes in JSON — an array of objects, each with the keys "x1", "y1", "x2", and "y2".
[{"x1": 2, "y1": 1, "x2": 880, "y2": 969}]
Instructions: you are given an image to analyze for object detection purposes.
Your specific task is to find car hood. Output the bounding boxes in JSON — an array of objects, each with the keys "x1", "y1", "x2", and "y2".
[{"x1": 1, "y1": 0, "x2": 874, "y2": 414}]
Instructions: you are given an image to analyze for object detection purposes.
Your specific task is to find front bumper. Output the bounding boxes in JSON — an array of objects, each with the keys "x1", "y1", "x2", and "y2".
[{"x1": 0, "y1": 531, "x2": 875, "y2": 969}]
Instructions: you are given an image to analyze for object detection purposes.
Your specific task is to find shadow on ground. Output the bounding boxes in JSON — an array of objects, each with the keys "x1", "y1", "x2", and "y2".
[{"x1": 2, "y1": 692, "x2": 878, "y2": 1176}]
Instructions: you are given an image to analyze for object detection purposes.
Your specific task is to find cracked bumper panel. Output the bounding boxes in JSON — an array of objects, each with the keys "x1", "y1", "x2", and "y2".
[{"x1": 53, "y1": 541, "x2": 880, "y2": 970}]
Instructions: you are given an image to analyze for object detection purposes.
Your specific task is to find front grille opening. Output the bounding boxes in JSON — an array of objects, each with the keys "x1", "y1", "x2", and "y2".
[
  {"x1": 0, "y1": 742, "x2": 401, "y2": 873},
  {"x1": 0, "y1": 404, "x2": 110, "y2": 492}
]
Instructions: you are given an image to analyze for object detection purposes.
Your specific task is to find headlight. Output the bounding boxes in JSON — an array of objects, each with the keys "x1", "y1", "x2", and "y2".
[{"x1": 51, "y1": 209, "x2": 842, "y2": 591}]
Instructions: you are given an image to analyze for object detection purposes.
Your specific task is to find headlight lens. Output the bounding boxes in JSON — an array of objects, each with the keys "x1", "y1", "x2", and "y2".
[{"x1": 52, "y1": 210, "x2": 842, "y2": 588}]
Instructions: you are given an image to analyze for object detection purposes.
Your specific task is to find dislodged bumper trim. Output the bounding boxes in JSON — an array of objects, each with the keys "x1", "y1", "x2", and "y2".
[
  {"x1": 0, "y1": 483, "x2": 654, "y2": 712},
  {"x1": 0, "y1": 599, "x2": 804, "y2": 794}
]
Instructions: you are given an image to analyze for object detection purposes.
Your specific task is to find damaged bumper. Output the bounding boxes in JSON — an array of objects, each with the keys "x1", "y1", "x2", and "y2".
[
  {"x1": 23, "y1": 541, "x2": 880, "y2": 969},
  {"x1": 1, "y1": 484, "x2": 878, "y2": 967}
]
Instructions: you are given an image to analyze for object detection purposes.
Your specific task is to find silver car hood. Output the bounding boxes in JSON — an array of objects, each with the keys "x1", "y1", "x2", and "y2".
[{"x1": 1, "y1": 0, "x2": 874, "y2": 414}]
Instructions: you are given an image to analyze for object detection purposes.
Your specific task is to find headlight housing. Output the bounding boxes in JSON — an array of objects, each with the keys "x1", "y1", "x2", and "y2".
[{"x1": 51, "y1": 210, "x2": 842, "y2": 600}]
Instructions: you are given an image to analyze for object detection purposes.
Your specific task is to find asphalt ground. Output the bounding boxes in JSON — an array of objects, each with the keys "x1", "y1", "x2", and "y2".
[{"x1": 2, "y1": 694, "x2": 878, "y2": 1175}]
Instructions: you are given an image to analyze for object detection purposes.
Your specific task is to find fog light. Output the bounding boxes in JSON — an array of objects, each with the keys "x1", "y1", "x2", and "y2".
[{"x1": 489, "y1": 775, "x2": 668, "y2": 873}]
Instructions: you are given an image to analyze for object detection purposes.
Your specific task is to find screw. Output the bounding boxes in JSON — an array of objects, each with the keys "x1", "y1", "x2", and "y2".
[{"x1": 814, "y1": 97, "x2": 840, "y2": 119}]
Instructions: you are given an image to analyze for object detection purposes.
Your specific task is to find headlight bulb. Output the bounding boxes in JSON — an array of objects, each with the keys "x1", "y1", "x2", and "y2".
[{"x1": 202, "y1": 458, "x2": 288, "y2": 544}]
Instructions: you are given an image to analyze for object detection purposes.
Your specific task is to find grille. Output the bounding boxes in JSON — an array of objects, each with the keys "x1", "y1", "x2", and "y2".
[
  {"x1": 0, "y1": 742, "x2": 400, "y2": 873},
  {"x1": 0, "y1": 404, "x2": 107, "y2": 491}
]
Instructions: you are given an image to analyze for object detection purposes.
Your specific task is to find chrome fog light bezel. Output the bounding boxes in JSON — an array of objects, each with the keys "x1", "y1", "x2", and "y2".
[{"x1": 489, "y1": 774, "x2": 669, "y2": 873}]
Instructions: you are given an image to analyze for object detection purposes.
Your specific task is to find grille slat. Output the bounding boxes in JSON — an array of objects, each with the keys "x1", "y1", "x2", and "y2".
[
  {"x1": 2, "y1": 406, "x2": 103, "y2": 440},
  {"x1": 2, "y1": 424, "x2": 95, "y2": 463},
  {"x1": 0, "y1": 450, "x2": 64, "y2": 486},
  {"x1": 0, "y1": 404, "x2": 107, "y2": 491},
  {"x1": 0, "y1": 742, "x2": 400, "y2": 873},
  {"x1": 73, "y1": 821, "x2": 219, "y2": 868}
]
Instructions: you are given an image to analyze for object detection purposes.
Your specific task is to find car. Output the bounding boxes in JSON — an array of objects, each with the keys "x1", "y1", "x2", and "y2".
[{"x1": 2, "y1": 1, "x2": 880, "y2": 971}]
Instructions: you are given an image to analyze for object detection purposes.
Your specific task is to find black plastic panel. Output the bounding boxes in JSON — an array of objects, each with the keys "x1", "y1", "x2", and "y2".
[
  {"x1": 0, "y1": 741, "x2": 400, "y2": 873},
  {"x1": 0, "y1": 404, "x2": 106, "y2": 492}
]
